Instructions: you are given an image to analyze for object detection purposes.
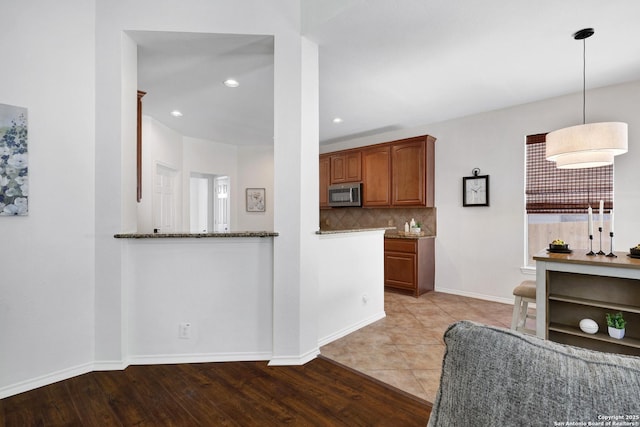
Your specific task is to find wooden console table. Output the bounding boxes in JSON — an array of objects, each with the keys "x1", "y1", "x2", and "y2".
[{"x1": 534, "y1": 250, "x2": 640, "y2": 356}]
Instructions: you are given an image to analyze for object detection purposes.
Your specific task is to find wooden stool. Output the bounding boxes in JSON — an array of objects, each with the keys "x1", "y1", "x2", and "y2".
[{"x1": 511, "y1": 280, "x2": 536, "y2": 335}]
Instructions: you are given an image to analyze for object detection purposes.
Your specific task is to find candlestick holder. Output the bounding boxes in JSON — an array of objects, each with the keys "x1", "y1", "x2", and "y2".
[
  {"x1": 586, "y1": 235, "x2": 595, "y2": 256},
  {"x1": 606, "y1": 232, "x2": 617, "y2": 257},
  {"x1": 597, "y1": 227, "x2": 605, "y2": 255}
]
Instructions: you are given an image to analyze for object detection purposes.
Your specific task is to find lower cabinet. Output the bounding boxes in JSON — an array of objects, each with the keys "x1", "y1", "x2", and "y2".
[{"x1": 384, "y1": 237, "x2": 434, "y2": 297}]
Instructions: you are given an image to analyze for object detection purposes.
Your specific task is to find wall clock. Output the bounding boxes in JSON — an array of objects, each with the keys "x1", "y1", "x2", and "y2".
[{"x1": 463, "y1": 170, "x2": 489, "y2": 207}]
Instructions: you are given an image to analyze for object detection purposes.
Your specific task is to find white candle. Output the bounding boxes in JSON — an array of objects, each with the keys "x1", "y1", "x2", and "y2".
[
  {"x1": 599, "y1": 200, "x2": 604, "y2": 229},
  {"x1": 588, "y1": 206, "x2": 593, "y2": 236},
  {"x1": 610, "y1": 210, "x2": 614, "y2": 234}
]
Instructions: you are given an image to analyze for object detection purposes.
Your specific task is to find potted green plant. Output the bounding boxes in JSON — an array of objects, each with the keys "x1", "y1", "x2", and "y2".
[{"x1": 606, "y1": 312, "x2": 626, "y2": 339}]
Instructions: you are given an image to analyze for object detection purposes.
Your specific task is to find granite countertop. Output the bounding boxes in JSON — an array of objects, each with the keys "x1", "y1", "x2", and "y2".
[
  {"x1": 114, "y1": 231, "x2": 278, "y2": 239},
  {"x1": 316, "y1": 227, "x2": 395, "y2": 235},
  {"x1": 384, "y1": 231, "x2": 435, "y2": 240}
]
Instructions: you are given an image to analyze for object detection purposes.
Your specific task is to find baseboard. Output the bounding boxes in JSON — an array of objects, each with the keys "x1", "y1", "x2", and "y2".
[
  {"x1": 268, "y1": 347, "x2": 320, "y2": 366},
  {"x1": 93, "y1": 360, "x2": 129, "y2": 371},
  {"x1": 127, "y1": 351, "x2": 273, "y2": 366},
  {"x1": 317, "y1": 310, "x2": 386, "y2": 348},
  {"x1": 435, "y1": 287, "x2": 514, "y2": 305},
  {"x1": 0, "y1": 362, "x2": 94, "y2": 400}
]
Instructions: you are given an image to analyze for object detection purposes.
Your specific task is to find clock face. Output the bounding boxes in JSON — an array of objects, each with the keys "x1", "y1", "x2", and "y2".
[{"x1": 463, "y1": 176, "x2": 489, "y2": 206}]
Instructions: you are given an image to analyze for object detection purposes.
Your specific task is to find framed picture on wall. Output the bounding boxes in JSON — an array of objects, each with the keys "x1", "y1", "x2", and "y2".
[
  {"x1": 246, "y1": 188, "x2": 266, "y2": 212},
  {"x1": 0, "y1": 103, "x2": 29, "y2": 216}
]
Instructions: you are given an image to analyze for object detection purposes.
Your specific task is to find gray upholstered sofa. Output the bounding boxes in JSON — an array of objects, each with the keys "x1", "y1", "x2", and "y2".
[{"x1": 428, "y1": 321, "x2": 640, "y2": 427}]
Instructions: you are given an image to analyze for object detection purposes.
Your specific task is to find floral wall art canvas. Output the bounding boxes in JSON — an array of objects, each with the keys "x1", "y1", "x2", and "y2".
[
  {"x1": 0, "y1": 103, "x2": 28, "y2": 216},
  {"x1": 246, "y1": 188, "x2": 265, "y2": 212}
]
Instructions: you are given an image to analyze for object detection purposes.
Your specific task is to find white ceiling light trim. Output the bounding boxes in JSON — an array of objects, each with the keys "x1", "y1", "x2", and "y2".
[
  {"x1": 170, "y1": 110, "x2": 183, "y2": 117},
  {"x1": 332, "y1": 117, "x2": 343, "y2": 123},
  {"x1": 546, "y1": 28, "x2": 628, "y2": 169},
  {"x1": 223, "y1": 78, "x2": 240, "y2": 88}
]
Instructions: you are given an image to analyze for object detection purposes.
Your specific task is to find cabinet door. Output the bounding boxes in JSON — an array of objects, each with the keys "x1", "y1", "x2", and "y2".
[
  {"x1": 391, "y1": 136, "x2": 435, "y2": 207},
  {"x1": 345, "y1": 151, "x2": 362, "y2": 182},
  {"x1": 391, "y1": 139, "x2": 426, "y2": 206},
  {"x1": 384, "y1": 251, "x2": 417, "y2": 290},
  {"x1": 330, "y1": 154, "x2": 347, "y2": 183},
  {"x1": 319, "y1": 155, "x2": 330, "y2": 208},
  {"x1": 362, "y1": 145, "x2": 391, "y2": 206},
  {"x1": 330, "y1": 151, "x2": 361, "y2": 183}
]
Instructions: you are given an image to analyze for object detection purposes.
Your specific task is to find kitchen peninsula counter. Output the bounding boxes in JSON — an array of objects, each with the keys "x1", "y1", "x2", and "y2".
[
  {"x1": 114, "y1": 231, "x2": 278, "y2": 239},
  {"x1": 316, "y1": 228, "x2": 435, "y2": 239},
  {"x1": 316, "y1": 227, "x2": 393, "y2": 235},
  {"x1": 384, "y1": 231, "x2": 435, "y2": 240}
]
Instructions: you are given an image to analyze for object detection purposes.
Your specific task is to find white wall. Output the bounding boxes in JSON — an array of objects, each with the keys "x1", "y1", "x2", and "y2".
[
  {"x1": 236, "y1": 146, "x2": 275, "y2": 231},
  {"x1": 322, "y1": 80, "x2": 640, "y2": 304},
  {"x1": 0, "y1": 0, "x2": 96, "y2": 397},
  {"x1": 124, "y1": 238, "x2": 274, "y2": 363},
  {"x1": 318, "y1": 231, "x2": 385, "y2": 345}
]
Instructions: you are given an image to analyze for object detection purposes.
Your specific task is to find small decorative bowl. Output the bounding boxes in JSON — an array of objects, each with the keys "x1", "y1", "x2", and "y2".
[
  {"x1": 630, "y1": 247, "x2": 640, "y2": 256},
  {"x1": 549, "y1": 243, "x2": 569, "y2": 251}
]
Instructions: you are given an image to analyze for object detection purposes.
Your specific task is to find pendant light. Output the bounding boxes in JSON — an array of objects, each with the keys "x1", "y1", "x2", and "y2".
[{"x1": 545, "y1": 28, "x2": 628, "y2": 169}]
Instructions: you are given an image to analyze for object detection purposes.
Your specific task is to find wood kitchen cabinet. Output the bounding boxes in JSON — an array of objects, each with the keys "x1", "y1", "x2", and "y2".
[
  {"x1": 384, "y1": 237, "x2": 434, "y2": 297},
  {"x1": 361, "y1": 135, "x2": 435, "y2": 208},
  {"x1": 321, "y1": 134, "x2": 435, "y2": 208},
  {"x1": 392, "y1": 136, "x2": 435, "y2": 207},
  {"x1": 330, "y1": 150, "x2": 361, "y2": 184},
  {"x1": 319, "y1": 154, "x2": 330, "y2": 208},
  {"x1": 362, "y1": 145, "x2": 391, "y2": 206}
]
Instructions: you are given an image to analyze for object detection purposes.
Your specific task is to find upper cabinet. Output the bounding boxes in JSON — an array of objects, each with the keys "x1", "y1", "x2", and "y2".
[
  {"x1": 330, "y1": 151, "x2": 361, "y2": 184},
  {"x1": 320, "y1": 134, "x2": 436, "y2": 208},
  {"x1": 391, "y1": 136, "x2": 435, "y2": 207},
  {"x1": 362, "y1": 145, "x2": 391, "y2": 207},
  {"x1": 319, "y1": 154, "x2": 331, "y2": 209}
]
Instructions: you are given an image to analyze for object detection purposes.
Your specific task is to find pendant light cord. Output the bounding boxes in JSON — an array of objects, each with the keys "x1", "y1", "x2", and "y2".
[{"x1": 582, "y1": 37, "x2": 586, "y2": 125}]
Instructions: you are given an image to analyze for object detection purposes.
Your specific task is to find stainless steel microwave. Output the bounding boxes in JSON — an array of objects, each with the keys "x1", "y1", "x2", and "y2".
[{"x1": 328, "y1": 182, "x2": 362, "y2": 207}]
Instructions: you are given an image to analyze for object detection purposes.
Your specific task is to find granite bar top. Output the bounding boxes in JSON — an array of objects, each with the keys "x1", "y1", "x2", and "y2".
[
  {"x1": 114, "y1": 231, "x2": 278, "y2": 239},
  {"x1": 316, "y1": 227, "x2": 394, "y2": 235}
]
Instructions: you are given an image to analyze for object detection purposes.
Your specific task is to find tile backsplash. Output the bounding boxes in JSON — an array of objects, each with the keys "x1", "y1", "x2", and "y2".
[{"x1": 320, "y1": 207, "x2": 436, "y2": 236}]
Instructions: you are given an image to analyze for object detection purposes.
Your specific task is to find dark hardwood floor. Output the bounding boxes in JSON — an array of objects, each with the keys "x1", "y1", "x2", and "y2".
[{"x1": 0, "y1": 356, "x2": 431, "y2": 426}]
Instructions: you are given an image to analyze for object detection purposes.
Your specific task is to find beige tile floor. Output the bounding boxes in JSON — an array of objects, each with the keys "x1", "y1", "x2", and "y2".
[{"x1": 320, "y1": 291, "x2": 516, "y2": 403}]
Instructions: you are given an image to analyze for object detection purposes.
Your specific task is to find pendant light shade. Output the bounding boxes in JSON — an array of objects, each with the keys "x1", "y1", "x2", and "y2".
[
  {"x1": 546, "y1": 122, "x2": 628, "y2": 168},
  {"x1": 545, "y1": 28, "x2": 628, "y2": 168},
  {"x1": 553, "y1": 149, "x2": 614, "y2": 169}
]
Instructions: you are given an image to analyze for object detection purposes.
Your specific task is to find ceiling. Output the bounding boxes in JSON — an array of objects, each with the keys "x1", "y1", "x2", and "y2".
[
  {"x1": 131, "y1": 31, "x2": 274, "y2": 146},
  {"x1": 132, "y1": 1, "x2": 640, "y2": 147}
]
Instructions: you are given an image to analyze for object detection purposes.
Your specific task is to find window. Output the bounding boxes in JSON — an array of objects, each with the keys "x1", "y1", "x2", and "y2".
[{"x1": 525, "y1": 133, "x2": 613, "y2": 267}]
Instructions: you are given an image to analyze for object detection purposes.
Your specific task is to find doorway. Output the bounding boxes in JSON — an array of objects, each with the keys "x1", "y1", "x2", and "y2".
[{"x1": 190, "y1": 172, "x2": 230, "y2": 233}]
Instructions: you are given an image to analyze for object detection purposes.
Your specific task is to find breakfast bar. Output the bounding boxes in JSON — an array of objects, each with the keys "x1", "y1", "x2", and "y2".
[{"x1": 534, "y1": 250, "x2": 640, "y2": 356}]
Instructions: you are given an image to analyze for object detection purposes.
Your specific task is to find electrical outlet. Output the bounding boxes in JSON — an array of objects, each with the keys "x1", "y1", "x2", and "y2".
[{"x1": 179, "y1": 322, "x2": 191, "y2": 339}]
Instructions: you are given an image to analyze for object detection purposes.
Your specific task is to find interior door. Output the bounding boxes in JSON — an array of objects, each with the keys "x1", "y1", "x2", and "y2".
[
  {"x1": 189, "y1": 176, "x2": 209, "y2": 232},
  {"x1": 154, "y1": 164, "x2": 177, "y2": 233},
  {"x1": 214, "y1": 176, "x2": 229, "y2": 232}
]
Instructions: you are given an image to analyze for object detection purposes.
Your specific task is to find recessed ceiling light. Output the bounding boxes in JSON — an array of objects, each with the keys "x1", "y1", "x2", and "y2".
[
  {"x1": 170, "y1": 110, "x2": 183, "y2": 117},
  {"x1": 332, "y1": 117, "x2": 343, "y2": 124},
  {"x1": 223, "y1": 79, "x2": 240, "y2": 88}
]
